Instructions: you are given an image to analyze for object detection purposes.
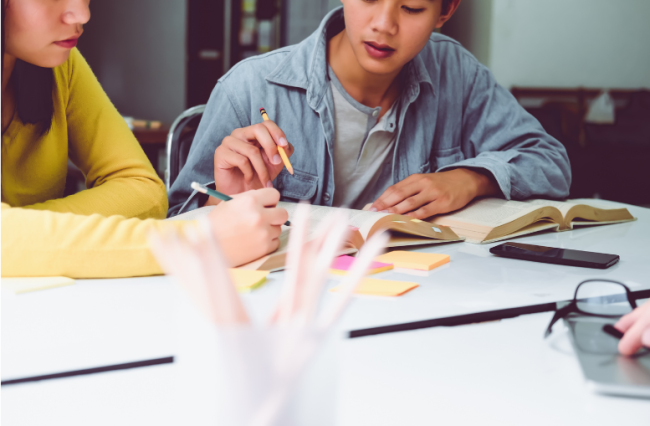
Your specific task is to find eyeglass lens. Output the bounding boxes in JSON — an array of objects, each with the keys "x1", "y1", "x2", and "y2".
[{"x1": 575, "y1": 281, "x2": 633, "y2": 316}]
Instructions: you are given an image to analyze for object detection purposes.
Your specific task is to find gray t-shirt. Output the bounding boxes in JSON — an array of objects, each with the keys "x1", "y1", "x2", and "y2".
[{"x1": 329, "y1": 68, "x2": 398, "y2": 209}]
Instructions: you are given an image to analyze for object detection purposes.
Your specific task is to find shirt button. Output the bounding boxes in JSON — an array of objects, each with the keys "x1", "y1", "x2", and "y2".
[
  {"x1": 372, "y1": 110, "x2": 379, "y2": 118},
  {"x1": 324, "y1": 192, "x2": 331, "y2": 202}
]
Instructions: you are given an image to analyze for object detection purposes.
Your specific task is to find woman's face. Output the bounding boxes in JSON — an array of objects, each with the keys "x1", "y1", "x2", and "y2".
[{"x1": 4, "y1": 0, "x2": 90, "y2": 68}]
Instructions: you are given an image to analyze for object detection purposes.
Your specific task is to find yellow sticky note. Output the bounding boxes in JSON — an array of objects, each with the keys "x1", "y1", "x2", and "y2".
[
  {"x1": 330, "y1": 278, "x2": 419, "y2": 297},
  {"x1": 1, "y1": 277, "x2": 75, "y2": 294},
  {"x1": 375, "y1": 251, "x2": 450, "y2": 271},
  {"x1": 229, "y1": 269, "x2": 270, "y2": 292}
]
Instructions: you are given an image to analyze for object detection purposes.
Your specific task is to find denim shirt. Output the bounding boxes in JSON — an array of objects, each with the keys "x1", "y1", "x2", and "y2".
[{"x1": 168, "y1": 7, "x2": 571, "y2": 217}]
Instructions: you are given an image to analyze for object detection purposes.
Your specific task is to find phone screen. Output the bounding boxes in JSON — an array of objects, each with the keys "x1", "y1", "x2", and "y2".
[{"x1": 490, "y1": 242, "x2": 619, "y2": 268}]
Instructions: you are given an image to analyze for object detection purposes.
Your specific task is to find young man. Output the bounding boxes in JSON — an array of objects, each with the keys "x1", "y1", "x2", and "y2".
[{"x1": 168, "y1": 0, "x2": 571, "y2": 219}]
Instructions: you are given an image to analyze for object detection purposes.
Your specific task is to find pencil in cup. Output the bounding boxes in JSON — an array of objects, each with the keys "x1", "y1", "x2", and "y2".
[
  {"x1": 191, "y1": 182, "x2": 291, "y2": 226},
  {"x1": 259, "y1": 108, "x2": 294, "y2": 176}
]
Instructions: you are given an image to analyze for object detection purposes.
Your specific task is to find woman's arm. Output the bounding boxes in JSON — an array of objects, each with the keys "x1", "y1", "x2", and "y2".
[
  {"x1": 24, "y1": 49, "x2": 167, "y2": 220},
  {"x1": 1, "y1": 203, "x2": 174, "y2": 278},
  {"x1": 2, "y1": 189, "x2": 289, "y2": 278}
]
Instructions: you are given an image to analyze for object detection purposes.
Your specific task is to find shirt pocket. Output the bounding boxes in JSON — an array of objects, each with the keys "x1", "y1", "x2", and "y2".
[
  {"x1": 432, "y1": 146, "x2": 465, "y2": 170},
  {"x1": 275, "y1": 168, "x2": 319, "y2": 202}
]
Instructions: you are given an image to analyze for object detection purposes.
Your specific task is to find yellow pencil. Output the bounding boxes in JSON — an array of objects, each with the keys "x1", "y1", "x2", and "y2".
[{"x1": 259, "y1": 108, "x2": 294, "y2": 175}]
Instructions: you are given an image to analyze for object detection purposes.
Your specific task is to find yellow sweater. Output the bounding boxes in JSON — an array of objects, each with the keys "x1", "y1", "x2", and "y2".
[{"x1": 2, "y1": 48, "x2": 184, "y2": 278}]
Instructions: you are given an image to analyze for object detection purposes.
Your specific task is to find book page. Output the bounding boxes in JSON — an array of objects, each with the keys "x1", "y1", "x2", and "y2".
[
  {"x1": 524, "y1": 199, "x2": 576, "y2": 218},
  {"x1": 278, "y1": 202, "x2": 390, "y2": 239},
  {"x1": 434, "y1": 199, "x2": 540, "y2": 228}
]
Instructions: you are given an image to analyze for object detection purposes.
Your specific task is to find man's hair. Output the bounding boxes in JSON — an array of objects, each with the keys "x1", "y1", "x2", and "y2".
[
  {"x1": 2, "y1": 1, "x2": 54, "y2": 136},
  {"x1": 442, "y1": 0, "x2": 453, "y2": 13}
]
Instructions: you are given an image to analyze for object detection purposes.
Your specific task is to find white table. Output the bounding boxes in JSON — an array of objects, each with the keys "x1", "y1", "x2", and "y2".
[
  {"x1": 3, "y1": 200, "x2": 649, "y2": 383},
  {"x1": 3, "y1": 313, "x2": 648, "y2": 425}
]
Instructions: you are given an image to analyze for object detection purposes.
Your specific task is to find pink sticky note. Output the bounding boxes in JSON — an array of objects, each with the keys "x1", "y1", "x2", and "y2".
[{"x1": 330, "y1": 255, "x2": 393, "y2": 276}]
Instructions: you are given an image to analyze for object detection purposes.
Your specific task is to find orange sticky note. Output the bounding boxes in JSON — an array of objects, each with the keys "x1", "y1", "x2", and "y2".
[
  {"x1": 374, "y1": 251, "x2": 450, "y2": 271},
  {"x1": 330, "y1": 278, "x2": 419, "y2": 297}
]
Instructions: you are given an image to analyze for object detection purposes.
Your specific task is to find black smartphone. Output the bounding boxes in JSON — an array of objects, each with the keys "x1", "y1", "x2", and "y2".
[{"x1": 489, "y1": 242, "x2": 620, "y2": 269}]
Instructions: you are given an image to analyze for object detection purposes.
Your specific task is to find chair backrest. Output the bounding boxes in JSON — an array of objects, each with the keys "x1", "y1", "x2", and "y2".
[{"x1": 166, "y1": 105, "x2": 206, "y2": 190}]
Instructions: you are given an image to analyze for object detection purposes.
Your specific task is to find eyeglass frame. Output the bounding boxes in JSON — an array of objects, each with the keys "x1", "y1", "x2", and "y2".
[{"x1": 544, "y1": 279, "x2": 638, "y2": 338}]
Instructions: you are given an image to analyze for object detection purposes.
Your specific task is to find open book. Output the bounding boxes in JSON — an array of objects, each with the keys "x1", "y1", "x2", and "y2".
[
  {"x1": 170, "y1": 203, "x2": 461, "y2": 271},
  {"x1": 244, "y1": 202, "x2": 461, "y2": 271},
  {"x1": 430, "y1": 198, "x2": 636, "y2": 244}
]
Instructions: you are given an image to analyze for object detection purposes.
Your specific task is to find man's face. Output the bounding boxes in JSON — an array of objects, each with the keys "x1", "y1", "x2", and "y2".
[{"x1": 341, "y1": 0, "x2": 448, "y2": 76}]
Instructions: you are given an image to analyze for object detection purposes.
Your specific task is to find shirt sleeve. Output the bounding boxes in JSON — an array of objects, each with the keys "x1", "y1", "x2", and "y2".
[
  {"x1": 167, "y1": 81, "x2": 246, "y2": 217},
  {"x1": 1, "y1": 202, "x2": 188, "y2": 278},
  {"x1": 23, "y1": 49, "x2": 168, "y2": 220},
  {"x1": 437, "y1": 61, "x2": 572, "y2": 200}
]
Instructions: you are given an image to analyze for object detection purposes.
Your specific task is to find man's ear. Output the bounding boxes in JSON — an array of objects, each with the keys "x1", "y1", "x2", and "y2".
[{"x1": 435, "y1": 0, "x2": 462, "y2": 29}]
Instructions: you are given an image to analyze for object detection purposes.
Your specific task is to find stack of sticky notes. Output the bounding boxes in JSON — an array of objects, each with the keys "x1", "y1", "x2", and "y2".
[
  {"x1": 1, "y1": 277, "x2": 75, "y2": 294},
  {"x1": 229, "y1": 269, "x2": 270, "y2": 292},
  {"x1": 330, "y1": 255, "x2": 393, "y2": 276},
  {"x1": 375, "y1": 251, "x2": 450, "y2": 271},
  {"x1": 330, "y1": 278, "x2": 418, "y2": 297}
]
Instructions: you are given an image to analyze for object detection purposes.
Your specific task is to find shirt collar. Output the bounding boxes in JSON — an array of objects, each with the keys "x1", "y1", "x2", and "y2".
[{"x1": 265, "y1": 6, "x2": 435, "y2": 109}]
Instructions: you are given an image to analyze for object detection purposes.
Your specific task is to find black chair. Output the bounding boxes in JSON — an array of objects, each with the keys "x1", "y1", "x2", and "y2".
[{"x1": 165, "y1": 105, "x2": 205, "y2": 190}]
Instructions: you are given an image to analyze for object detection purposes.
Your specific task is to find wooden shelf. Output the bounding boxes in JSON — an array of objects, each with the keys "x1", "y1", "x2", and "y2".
[{"x1": 132, "y1": 127, "x2": 169, "y2": 146}]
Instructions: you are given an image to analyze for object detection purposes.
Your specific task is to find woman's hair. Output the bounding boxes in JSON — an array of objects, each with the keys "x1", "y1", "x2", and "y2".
[{"x1": 2, "y1": 1, "x2": 54, "y2": 135}]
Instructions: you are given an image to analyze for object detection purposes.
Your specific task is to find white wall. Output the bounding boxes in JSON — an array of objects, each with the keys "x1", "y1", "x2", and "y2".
[
  {"x1": 443, "y1": 0, "x2": 493, "y2": 66},
  {"x1": 77, "y1": 0, "x2": 186, "y2": 124},
  {"x1": 488, "y1": 0, "x2": 650, "y2": 89}
]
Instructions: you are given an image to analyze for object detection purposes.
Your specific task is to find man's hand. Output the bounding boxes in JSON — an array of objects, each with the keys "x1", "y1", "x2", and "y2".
[
  {"x1": 369, "y1": 168, "x2": 499, "y2": 219},
  {"x1": 615, "y1": 301, "x2": 650, "y2": 356},
  {"x1": 209, "y1": 120, "x2": 294, "y2": 204}
]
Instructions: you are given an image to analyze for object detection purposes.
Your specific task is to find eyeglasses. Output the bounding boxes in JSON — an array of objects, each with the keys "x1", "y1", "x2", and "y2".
[{"x1": 544, "y1": 279, "x2": 639, "y2": 339}]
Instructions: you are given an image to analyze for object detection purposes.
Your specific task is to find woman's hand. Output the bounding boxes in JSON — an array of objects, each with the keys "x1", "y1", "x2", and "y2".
[
  {"x1": 207, "y1": 188, "x2": 288, "y2": 267},
  {"x1": 615, "y1": 301, "x2": 650, "y2": 356},
  {"x1": 211, "y1": 120, "x2": 294, "y2": 198},
  {"x1": 369, "y1": 168, "x2": 499, "y2": 219}
]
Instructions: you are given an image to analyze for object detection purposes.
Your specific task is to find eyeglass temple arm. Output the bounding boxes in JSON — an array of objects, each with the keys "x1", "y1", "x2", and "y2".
[{"x1": 544, "y1": 304, "x2": 574, "y2": 338}]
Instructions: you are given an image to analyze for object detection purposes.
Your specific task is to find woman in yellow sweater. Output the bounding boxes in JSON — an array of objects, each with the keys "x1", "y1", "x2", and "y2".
[{"x1": 1, "y1": 0, "x2": 288, "y2": 278}]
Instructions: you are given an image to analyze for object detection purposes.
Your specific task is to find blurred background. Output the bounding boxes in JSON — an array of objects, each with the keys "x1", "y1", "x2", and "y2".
[{"x1": 76, "y1": 0, "x2": 650, "y2": 207}]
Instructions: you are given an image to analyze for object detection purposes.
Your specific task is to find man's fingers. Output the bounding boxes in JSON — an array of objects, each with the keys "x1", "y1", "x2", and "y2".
[
  {"x1": 618, "y1": 314, "x2": 650, "y2": 355},
  {"x1": 643, "y1": 329, "x2": 650, "y2": 347},
  {"x1": 254, "y1": 123, "x2": 287, "y2": 166},
  {"x1": 388, "y1": 193, "x2": 430, "y2": 215},
  {"x1": 217, "y1": 147, "x2": 254, "y2": 183},
  {"x1": 260, "y1": 120, "x2": 290, "y2": 152},
  {"x1": 405, "y1": 200, "x2": 447, "y2": 220},
  {"x1": 372, "y1": 178, "x2": 424, "y2": 212},
  {"x1": 616, "y1": 310, "x2": 643, "y2": 333},
  {"x1": 232, "y1": 123, "x2": 281, "y2": 165},
  {"x1": 230, "y1": 141, "x2": 273, "y2": 187},
  {"x1": 615, "y1": 301, "x2": 650, "y2": 332}
]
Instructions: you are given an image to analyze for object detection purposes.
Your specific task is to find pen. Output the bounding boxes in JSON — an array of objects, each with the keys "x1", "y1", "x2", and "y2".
[
  {"x1": 191, "y1": 182, "x2": 291, "y2": 226},
  {"x1": 259, "y1": 108, "x2": 294, "y2": 175},
  {"x1": 602, "y1": 324, "x2": 650, "y2": 350}
]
